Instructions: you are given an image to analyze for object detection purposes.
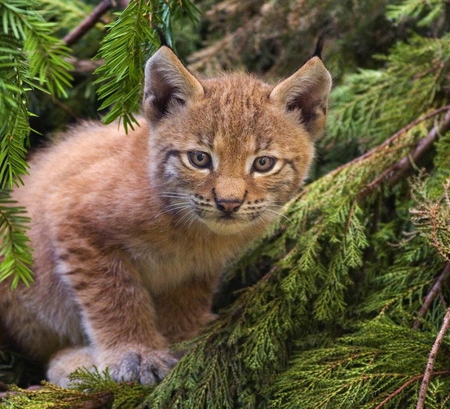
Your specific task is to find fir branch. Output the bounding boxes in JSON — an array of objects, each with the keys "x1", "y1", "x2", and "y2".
[
  {"x1": 414, "y1": 263, "x2": 450, "y2": 330},
  {"x1": 386, "y1": 0, "x2": 446, "y2": 27},
  {"x1": 39, "y1": 0, "x2": 92, "y2": 33},
  {"x1": 0, "y1": 192, "x2": 33, "y2": 288},
  {"x1": 62, "y1": 0, "x2": 115, "y2": 47},
  {"x1": 416, "y1": 309, "x2": 450, "y2": 409}
]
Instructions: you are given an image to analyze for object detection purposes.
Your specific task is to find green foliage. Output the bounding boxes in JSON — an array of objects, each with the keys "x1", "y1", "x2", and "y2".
[
  {"x1": 387, "y1": 0, "x2": 448, "y2": 27},
  {"x1": 38, "y1": 0, "x2": 91, "y2": 34},
  {"x1": 0, "y1": 0, "x2": 74, "y2": 287},
  {"x1": 191, "y1": 0, "x2": 405, "y2": 78},
  {"x1": 3, "y1": 0, "x2": 450, "y2": 407},
  {"x1": 95, "y1": 0, "x2": 199, "y2": 131},
  {"x1": 0, "y1": 0, "x2": 73, "y2": 188},
  {"x1": 270, "y1": 317, "x2": 450, "y2": 409},
  {"x1": 0, "y1": 191, "x2": 33, "y2": 288},
  {"x1": 324, "y1": 34, "x2": 450, "y2": 158}
]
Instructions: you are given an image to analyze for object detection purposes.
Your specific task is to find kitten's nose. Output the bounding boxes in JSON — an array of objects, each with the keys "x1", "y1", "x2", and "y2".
[{"x1": 215, "y1": 199, "x2": 242, "y2": 214}]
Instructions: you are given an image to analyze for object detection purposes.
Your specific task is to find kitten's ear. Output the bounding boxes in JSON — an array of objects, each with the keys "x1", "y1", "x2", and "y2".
[
  {"x1": 270, "y1": 56, "x2": 332, "y2": 140},
  {"x1": 143, "y1": 46, "x2": 204, "y2": 123}
]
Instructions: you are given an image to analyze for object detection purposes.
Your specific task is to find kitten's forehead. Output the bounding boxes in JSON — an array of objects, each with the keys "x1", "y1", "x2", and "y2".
[
  {"x1": 196, "y1": 75, "x2": 275, "y2": 148},
  {"x1": 203, "y1": 74, "x2": 271, "y2": 112}
]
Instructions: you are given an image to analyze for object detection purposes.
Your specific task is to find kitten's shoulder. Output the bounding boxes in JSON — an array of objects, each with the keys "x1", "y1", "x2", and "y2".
[
  {"x1": 30, "y1": 117, "x2": 150, "y2": 168},
  {"x1": 50, "y1": 117, "x2": 149, "y2": 146}
]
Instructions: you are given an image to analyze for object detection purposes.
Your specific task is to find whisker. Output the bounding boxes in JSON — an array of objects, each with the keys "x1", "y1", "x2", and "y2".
[
  {"x1": 155, "y1": 202, "x2": 192, "y2": 218},
  {"x1": 265, "y1": 207, "x2": 295, "y2": 227},
  {"x1": 175, "y1": 209, "x2": 198, "y2": 230},
  {"x1": 158, "y1": 192, "x2": 191, "y2": 199}
]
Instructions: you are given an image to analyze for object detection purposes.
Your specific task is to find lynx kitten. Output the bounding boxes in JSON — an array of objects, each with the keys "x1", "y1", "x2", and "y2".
[{"x1": 0, "y1": 46, "x2": 331, "y2": 386}]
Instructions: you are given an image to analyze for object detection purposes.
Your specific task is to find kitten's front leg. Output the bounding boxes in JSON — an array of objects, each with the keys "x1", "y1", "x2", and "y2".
[
  {"x1": 154, "y1": 275, "x2": 220, "y2": 343},
  {"x1": 53, "y1": 245, "x2": 176, "y2": 385}
]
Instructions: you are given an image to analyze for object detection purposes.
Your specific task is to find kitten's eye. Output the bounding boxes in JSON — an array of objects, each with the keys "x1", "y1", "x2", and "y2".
[
  {"x1": 253, "y1": 156, "x2": 276, "y2": 173},
  {"x1": 188, "y1": 151, "x2": 212, "y2": 169}
]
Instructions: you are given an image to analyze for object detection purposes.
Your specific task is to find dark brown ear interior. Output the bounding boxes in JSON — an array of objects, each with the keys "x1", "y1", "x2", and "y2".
[
  {"x1": 286, "y1": 90, "x2": 328, "y2": 134},
  {"x1": 144, "y1": 73, "x2": 186, "y2": 122},
  {"x1": 143, "y1": 46, "x2": 204, "y2": 124},
  {"x1": 270, "y1": 56, "x2": 332, "y2": 140}
]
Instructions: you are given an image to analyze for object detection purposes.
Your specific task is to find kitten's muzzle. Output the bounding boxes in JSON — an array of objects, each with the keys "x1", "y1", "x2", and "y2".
[
  {"x1": 215, "y1": 198, "x2": 243, "y2": 214},
  {"x1": 212, "y1": 188, "x2": 247, "y2": 215}
]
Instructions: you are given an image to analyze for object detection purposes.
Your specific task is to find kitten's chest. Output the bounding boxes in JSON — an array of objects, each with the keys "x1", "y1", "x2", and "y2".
[{"x1": 133, "y1": 235, "x2": 240, "y2": 295}]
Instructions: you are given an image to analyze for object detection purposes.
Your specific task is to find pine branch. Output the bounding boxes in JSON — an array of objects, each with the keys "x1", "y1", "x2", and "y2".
[
  {"x1": 416, "y1": 309, "x2": 450, "y2": 409},
  {"x1": 413, "y1": 263, "x2": 450, "y2": 330},
  {"x1": 62, "y1": 0, "x2": 115, "y2": 47}
]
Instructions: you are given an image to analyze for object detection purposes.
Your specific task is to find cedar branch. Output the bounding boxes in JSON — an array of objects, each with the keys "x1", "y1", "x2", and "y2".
[
  {"x1": 358, "y1": 108, "x2": 450, "y2": 196},
  {"x1": 331, "y1": 105, "x2": 450, "y2": 176},
  {"x1": 413, "y1": 263, "x2": 450, "y2": 330},
  {"x1": 416, "y1": 308, "x2": 450, "y2": 409},
  {"x1": 374, "y1": 371, "x2": 450, "y2": 409}
]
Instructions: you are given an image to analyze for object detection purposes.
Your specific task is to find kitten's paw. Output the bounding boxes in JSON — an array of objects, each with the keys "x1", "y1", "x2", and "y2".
[
  {"x1": 47, "y1": 347, "x2": 95, "y2": 387},
  {"x1": 105, "y1": 349, "x2": 179, "y2": 385}
]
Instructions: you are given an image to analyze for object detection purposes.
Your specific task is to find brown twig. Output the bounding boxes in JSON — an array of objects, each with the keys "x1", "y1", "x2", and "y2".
[
  {"x1": 331, "y1": 105, "x2": 450, "y2": 177},
  {"x1": 416, "y1": 309, "x2": 450, "y2": 409},
  {"x1": 374, "y1": 371, "x2": 450, "y2": 409},
  {"x1": 62, "y1": 0, "x2": 116, "y2": 47},
  {"x1": 69, "y1": 391, "x2": 115, "y2": 409},
  {"x1": 413, "y1": 263, "x2": 450, "y2": 330},
  {"x1": 66, "y1": 57, "x2": 104, "y2": 74}
]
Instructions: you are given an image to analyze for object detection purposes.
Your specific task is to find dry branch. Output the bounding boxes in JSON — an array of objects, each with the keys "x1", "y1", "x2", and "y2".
[
  {"x1": 357, "y1": 107, "x2": 450, "y2": 196},
  {"x1": 374, "y1": 371, "x2": 450, "y2": 409},
  {"x1": 331, "y1": 105, "x2": 450, "y2": 178},
  {"x1": 416, "y1": 309, "x2": 450, "y2": 409},
  {"x1": 413, "y1": 263, "x2": 450, "y2": 330}
]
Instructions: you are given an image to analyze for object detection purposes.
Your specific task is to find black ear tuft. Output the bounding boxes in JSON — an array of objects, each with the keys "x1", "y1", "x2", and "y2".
[
  {"x1": 311, "y1": 36, "x2": 325, "y2": 60},
  {"x1": 154, "y1": 25, "x2": 169, "y2": 48}
]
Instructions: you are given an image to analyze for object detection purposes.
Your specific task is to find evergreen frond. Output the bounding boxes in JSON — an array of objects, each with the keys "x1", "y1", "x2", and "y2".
[
  {"x1": 0, "y1": 191, "x2": 33, "y2": 289},
  {"x1": 324, "y1": 34, "x2": 450, "y2": 157},
  {"x1": 410, "y1": 175, "x2": 450, "y2": 262},
  {"x1": 95, "y1": 0, "x2": 199, "y2": 132},
  {"x1": 0, "y1": 0, "x2": 73, "y2": 98},
  {"x1": 386, "y1": 0, "x2": 447, "y2": 27},
  {"x1": 270, "y1": 317, "x2": 450, "y2": 409}
]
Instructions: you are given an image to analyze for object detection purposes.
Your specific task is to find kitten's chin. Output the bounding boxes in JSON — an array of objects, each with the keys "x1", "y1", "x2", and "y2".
[
  {"x1": 200, "y1": 215, "x2": 271, "y2": 236},
  {"x1": 202, "y1": 219, "x2": 254, "y2": 235}
]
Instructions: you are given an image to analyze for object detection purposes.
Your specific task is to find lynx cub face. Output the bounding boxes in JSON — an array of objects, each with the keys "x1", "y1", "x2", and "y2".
[
  {"x1": 145, "y1": 48, "x2": 331, "y2": 235},
  {"x1": 0, "y1": 46, "x2": 331, "y2": 387}
]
